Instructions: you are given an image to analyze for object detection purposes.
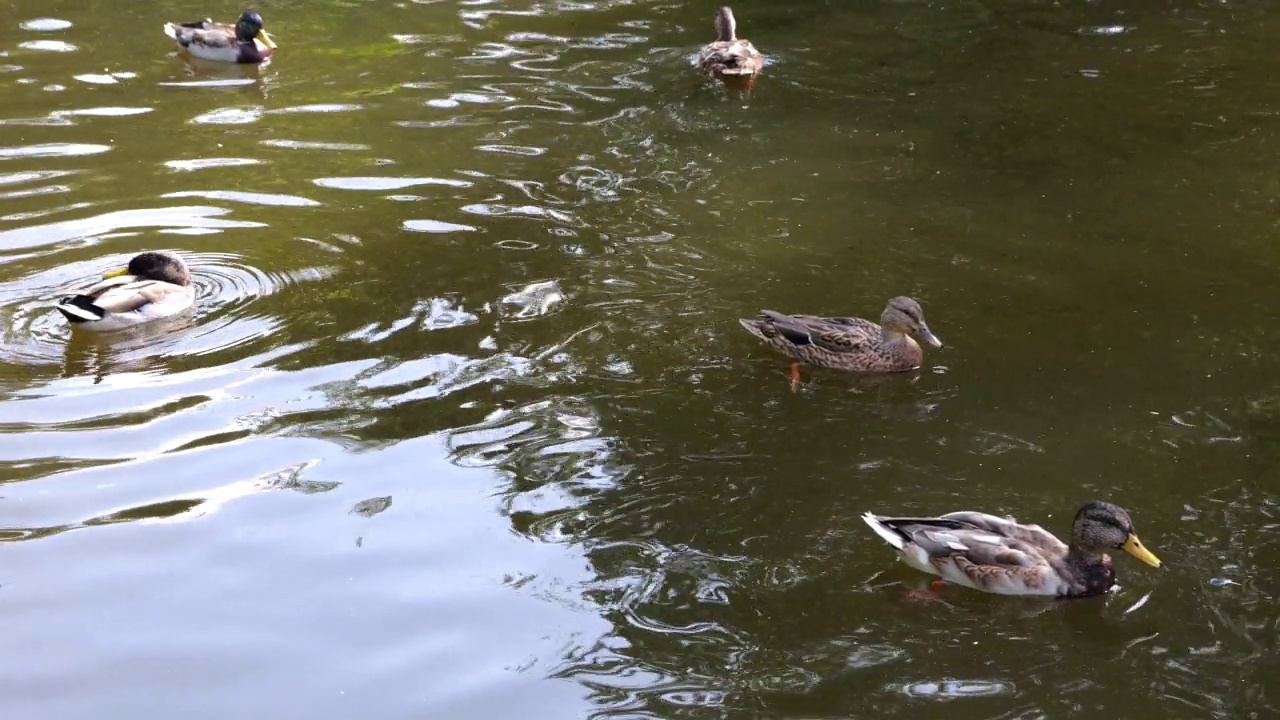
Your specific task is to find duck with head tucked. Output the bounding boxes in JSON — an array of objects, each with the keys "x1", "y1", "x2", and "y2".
[
  {"x1": 862, "y1": 501, "x2": 1163, "y2": 598},
  {"x1": 698, "y1": 6, "x2": 763, "y2": 79},
  {"x1": 163, "y1": 10, "x2": 277, "y2": 64},
  {"x1": 738, "y1": 296, "x2": 941, "y2": 390},
  {"x1": 56, "y1": 251, "x2": 195, "y2": 332}
]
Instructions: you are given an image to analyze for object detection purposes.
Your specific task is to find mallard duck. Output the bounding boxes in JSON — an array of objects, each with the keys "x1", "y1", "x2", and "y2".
[
  {"x1": 56, "y1": 251, "x2": 195, "y2": 332},
  {"x1": 162, "y1": 10, "x2": 276, "y2": 64},
  {"x1": 862, "y1": 501, "x2": 1163, "y2": 598},
  {"x1": 698, "y1": 6, "x2": 763, "y2": 78},
  {"x1": 738, "y1": 296, "x2": 941, "y2": 390}
]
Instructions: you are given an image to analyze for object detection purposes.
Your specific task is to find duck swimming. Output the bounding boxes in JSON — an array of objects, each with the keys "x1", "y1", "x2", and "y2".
[
  {"x1": 56, "y1": 251, "x2": 195, "y2": 332},
  {"x1": 698, "y1": 6, "x2": 763, "y2": 79},
  {"x1": 738, "y1": 296, "x2": 941, "y2": 390},
  {"x1": 862, "y1": 501, "x2": 1163, "y2": 598},
  {"x1": 163, "y1": 10, "x2": 276, "y2": 64}
]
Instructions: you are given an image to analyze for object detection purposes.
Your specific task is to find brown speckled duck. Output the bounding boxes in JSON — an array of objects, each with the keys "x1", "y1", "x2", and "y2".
[
  {"x1": 738, "y1": 296, "x2": 941, "y2": 390},
  {"x1": 862, "y1": 501, "x2": 1163, "y2": 598},
  {"x1": 698, "y1": 6, "x2": 763, "y2": 79}
]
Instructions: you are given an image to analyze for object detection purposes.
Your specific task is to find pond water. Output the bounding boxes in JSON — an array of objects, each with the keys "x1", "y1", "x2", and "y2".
[{"x1": 0, "y1": 0, "x2": 1277, "y2": 717}]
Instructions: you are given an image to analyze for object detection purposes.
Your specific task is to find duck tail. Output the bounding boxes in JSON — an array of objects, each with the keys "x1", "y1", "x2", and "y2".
[
  {"x1": 737, "y1": 316, "x2": 768, "y2": 339},
  {"x1": 56, "y1": 296, "x2": 105, "y2": 323},
  {"x1": 714, "y1": 6, "x2": 737, "y2": 42},
  {"x1": 862, "y1": 512, "x2": 907, "y2": 550}
]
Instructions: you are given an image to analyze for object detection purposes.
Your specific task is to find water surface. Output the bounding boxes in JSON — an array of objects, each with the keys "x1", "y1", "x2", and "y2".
[{"x1": 0, "y1": 0, "x2": 1278, "y2": 718}]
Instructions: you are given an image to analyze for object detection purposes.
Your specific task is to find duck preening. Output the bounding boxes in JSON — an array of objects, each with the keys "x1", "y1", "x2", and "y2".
[{"x1": 56, "y1": 251, "x2": 195, "y2": 332}]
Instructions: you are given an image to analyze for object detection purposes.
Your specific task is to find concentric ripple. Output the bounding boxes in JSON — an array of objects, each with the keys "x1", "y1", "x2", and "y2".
[
  {"x1": 0, "y1": 251, "x2": 330, "y2": 370},
  {"x1": 147, "y1": 250, "x2": 332, "y2": 358}
]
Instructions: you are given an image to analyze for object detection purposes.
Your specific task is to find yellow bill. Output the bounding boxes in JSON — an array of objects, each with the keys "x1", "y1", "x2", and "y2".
[
  {"x1": 102, "y1": 267, "x2": 129, "y2": 279},
  {"x1": 1122, "y1": 533, "x2": 1162, "y2": 568},
  {"x1": 258, "y1": 30, "x2": 277, "y2": 50}
]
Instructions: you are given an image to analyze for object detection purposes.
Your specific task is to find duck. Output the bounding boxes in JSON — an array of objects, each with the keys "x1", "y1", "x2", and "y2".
[
  {"x1": 698, "y1": 6, "x2": 763, "y2": 78},
  {"x1": 163, "y1": 10, "x2": 276, "y2": 64},
  {"x1": 861, "y1": 501, "x2": 1163, "y2": 598},
  {"x1": 56, "y1": 251, "x2": 196, "y2": 332},
  {"x1": 738, "y1": 296, "x2": 941, "y2": 390}
]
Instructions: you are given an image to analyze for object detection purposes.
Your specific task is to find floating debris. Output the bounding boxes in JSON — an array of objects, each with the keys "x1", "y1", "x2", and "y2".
[{"x1": 1122, "y1": 591, "x2": 1152, "y2": 615}]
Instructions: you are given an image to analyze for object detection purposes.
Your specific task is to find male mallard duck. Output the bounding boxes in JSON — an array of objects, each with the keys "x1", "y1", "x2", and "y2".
[
  {"x1": 698, "y1": 6, "x2": 763, "y2": 78},
  {"x1": 738, "y1": 296, "x2": 941, "y2": 390},
  {"x1": 162, "y1": 10, "x2": 276, "y2": 64},
  {"x1": 862, "y1": 501, "x2": 1163, "y2": 598},
  {"x1": 56, "y1": 251, "x2": 195, "y2": 332}
]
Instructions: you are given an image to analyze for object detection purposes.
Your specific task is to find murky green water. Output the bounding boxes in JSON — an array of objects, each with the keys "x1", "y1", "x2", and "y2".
[{"x1": 1, "y1": 0, "x2": 1278, "y2": 717}]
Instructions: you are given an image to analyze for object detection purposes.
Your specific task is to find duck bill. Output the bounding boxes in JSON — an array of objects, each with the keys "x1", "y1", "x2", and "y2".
[
  {"x1": 257, "y1": 30, "x2": 277, "y2": 49},
  {"x1": 918, "y1": 325, "x2": 943, "y2": 348},
  {"x1": 102, "y1": 266, "x2": 129, "y2": 280},
  {"x1": 1122, "y1": 534, "x2": 1162, "y2": 568}
]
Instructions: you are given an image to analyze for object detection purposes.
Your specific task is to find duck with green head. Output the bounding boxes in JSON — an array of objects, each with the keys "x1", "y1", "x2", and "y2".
[
  {"x1": 56, "y1": 251, "x2": 195, "y2": 332},
  {"x1": 739, "y1": 296, "x2": 942, "y2": 390},
  {"x1": 163, "y1": 10, "x2": 277, "y2": 64}
]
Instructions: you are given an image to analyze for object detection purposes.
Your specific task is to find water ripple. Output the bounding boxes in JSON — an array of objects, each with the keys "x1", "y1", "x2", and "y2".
[
  {"x1": 269, "y1": 103, "x2": 363, "y2": 114},
  {"x1": 19, "y1": 18, "x2": 73, "y2": 31},
  {"x1": 56, "y1": 106, "x2": 151, "y2": 117},
  {"x1": 73, "y1": 74, "x2": 134, "y2": 85},
  {"x1": 0, "y1": 250, "x2": 326, "y2": 370},
  {"x1": 19, "y1": 40, "x2": 76, "y2": 53},
  {"x1": 189, "y1": 107, "x2": 263, "y2": 125},
  {"x1": 313, "y1": 176, "x2": 472, "y2": 191},
  {"x1": 0, "y1": 143, "x2": 110, "y2": 159},
  {"x1": 0, "y1": 170, "x2": 76, "y2": 186},
  {"x1": 0, "y1": 205, "x2": 263, "y2": 251},
  {"x1": 158, "y1": 78, "x2": 258, "y2": 88},
  {"x1": 162, "y1": 190, "x2": 322, "y2": 208},
  {"x1": 403, "y1": 219, "x2": 477, "y2": 233},
  {"x1": 164, "y1": 158, "x2": 263, "y2": 172},
  {"x1": 137, "y1": 252, "x2": 329, "y2": 361},
  {"x1": 261, "y1": 139, "x2": 370, "y2": 152}
]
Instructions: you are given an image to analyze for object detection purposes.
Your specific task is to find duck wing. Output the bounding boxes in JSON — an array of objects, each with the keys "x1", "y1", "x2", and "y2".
[
  {"x1": 163, "y1": 19, "x2": 237, "y2": 49},
  {"x1": 758, "y1": 311, "x2": 876, "y2": 353},
  {"x1": 867, "y1": 514, "x2": 1051, "y2": 566},
  {"x1": 938, "y1": 510, "x2": 1070, "y2": 556},
  {"x1": 865, "y1": 512, "x2": 1084, "y2": 596},
  {"x1": 91, "y1": 280, "x2": 189, "y2": 315}
]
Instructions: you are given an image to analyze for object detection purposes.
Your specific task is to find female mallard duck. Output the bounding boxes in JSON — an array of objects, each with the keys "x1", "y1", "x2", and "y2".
[
  {"x1": 738, "y1": 296, "x2": 941, "y2": 390},
  {"x1": 56, "y1": 251, "x2": 195, "y2": 332},
  {"x1": 162, "y1": 10, "x2": 276, "y2": 64},
  {"x1": 699, "y1": 6, "x2": 763, "y2": 78},
  {"x1": 862, "y1": 501, "x2": 1163, "y2": 598}
]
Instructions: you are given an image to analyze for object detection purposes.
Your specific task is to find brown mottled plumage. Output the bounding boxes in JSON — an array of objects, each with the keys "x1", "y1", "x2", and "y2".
[
  {"x1": 862, "y1": 501, "x2": 1163, "y2": 598},
  {"x1": 738, "y1": 296, "x2": 942, "y2": 384},
  {"x1": 698, "y1": 6, "x2": 763, "y2": 78}
]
